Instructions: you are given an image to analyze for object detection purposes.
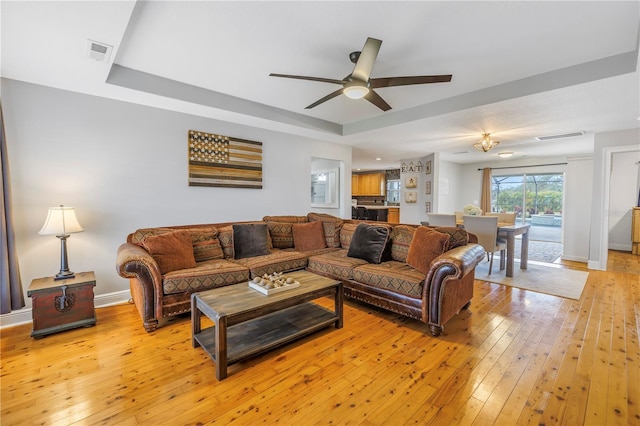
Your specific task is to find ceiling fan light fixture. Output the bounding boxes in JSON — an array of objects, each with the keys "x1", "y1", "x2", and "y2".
[
  {"x1": 343, "y1": 85, "x2": 369, "y2": 99},
  {"x1": 473, "y1": 133, "x2": 500, "y2": 152}
]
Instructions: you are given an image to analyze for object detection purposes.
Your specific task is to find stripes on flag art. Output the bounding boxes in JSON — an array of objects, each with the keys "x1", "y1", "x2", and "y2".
[{"x1": 188, "y1": 130, "x2": 263, "y2": 189}]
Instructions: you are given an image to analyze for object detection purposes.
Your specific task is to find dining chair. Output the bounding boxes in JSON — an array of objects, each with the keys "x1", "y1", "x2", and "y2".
[
  {"x1": 356, "y1": 206, "x2": 369, "y2": 220},
  {"x1": 426, "y1": 214, "x2": 457, "y2": 227},
  {"x1": 463, "y1": 215, "x2": 507, "y2": 274},
  {"x1": 486, "y1": 212, "x2": 516, "y2": 226}
]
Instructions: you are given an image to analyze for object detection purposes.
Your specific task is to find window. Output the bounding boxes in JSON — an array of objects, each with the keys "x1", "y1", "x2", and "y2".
[{"x1": 386, "y1": 179, "x2": 401, "y2": 204}]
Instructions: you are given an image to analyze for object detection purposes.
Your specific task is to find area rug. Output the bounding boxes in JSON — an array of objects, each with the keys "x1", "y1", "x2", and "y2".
[
  {"x1": 474, "y1": 259, "x2": 589, "y2": 300},
  {"x1": 512, "y1": 239, "x2": 563, "y2": 263}
]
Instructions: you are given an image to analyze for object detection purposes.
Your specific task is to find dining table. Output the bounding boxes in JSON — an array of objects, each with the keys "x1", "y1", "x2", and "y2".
[
  {"x1": 496, "y1": 223, "x2": 531, "y2": 277},
  {"x1": 455, "y1": 220, "x2": 531, "y2": 277}
]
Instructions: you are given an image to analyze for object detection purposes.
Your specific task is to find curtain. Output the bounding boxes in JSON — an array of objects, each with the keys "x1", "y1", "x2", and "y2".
[
  {"x1": 480, "y1": 167, "x2": 492, "y2": 215},
  {"x1": 0, "y1": 101, "x2": 24, "y2": 314}
]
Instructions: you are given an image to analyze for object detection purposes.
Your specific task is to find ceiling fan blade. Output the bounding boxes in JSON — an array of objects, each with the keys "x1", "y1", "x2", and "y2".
[
  {"x1": 305, "y1": 88, "x2": 344, "y2": 109},
  {"x1": 364, "y1": 89, "x2": 392, "y2": 111},
  {"x1": 370, "y1": 75, "x2": 452, "y2": 88},
  {"x1": 269, "y1": 73, "x2": 345, "y2": 85},
  {"x1": 351, "y1": 37, "x2": 382, "y2": 82}
]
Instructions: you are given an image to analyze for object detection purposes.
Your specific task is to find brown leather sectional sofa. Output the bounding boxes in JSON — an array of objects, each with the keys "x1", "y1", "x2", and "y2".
[{"x1": 116, "y1": 213, "x2": 485, "y2": 336}]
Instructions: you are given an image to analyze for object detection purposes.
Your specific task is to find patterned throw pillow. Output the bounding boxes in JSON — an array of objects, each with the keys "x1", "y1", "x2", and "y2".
[
  {"x1": 141, "y1": 230, "x2": 197, "y2": 274},
  {"x1": 406, "y1": 226, "x2": 450, "y2": 274},
  {"x1": 433, "y1": 226, "x2": 469, "y2": 250},
  {"x1": 390, "y1": 225, "x2": 417, "y2": 262},
  {"x1": 292, "y1": 221, "x2": 327, "y2": 251}
]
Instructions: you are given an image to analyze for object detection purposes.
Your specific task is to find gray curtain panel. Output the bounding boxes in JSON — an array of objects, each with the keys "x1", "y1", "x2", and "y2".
[{"x1": 0, "y1": 102, "x2": 25, "y2": 314}]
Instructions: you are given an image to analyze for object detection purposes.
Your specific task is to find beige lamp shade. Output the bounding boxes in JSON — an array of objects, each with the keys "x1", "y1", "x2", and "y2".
[{"x1": 38, "y1": 206, "x2": 84, "y2": 236}]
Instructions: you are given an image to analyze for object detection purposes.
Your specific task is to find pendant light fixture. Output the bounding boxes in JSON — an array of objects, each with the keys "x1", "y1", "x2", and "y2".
[{"x1": 473, "y1": 133, "x2": 500, "y2": 152}]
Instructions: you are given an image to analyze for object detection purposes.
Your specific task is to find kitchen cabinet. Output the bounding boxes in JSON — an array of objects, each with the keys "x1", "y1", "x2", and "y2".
[
  {"x1": 387, "y1": 207, "x2": 400, "y2": 224},
  {"x1": 352, "y1": 173, "x2": 386, "y2": 196}
]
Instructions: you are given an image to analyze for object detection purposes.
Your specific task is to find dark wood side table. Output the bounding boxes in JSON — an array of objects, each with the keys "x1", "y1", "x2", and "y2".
[{"x1": 27, "y1": 271, "x2": 97, "y2": 338}]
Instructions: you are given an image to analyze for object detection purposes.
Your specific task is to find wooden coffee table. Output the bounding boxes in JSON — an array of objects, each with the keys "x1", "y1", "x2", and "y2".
[{"x1": 191, "y1": 270, "x2": 343, "y2": 380}]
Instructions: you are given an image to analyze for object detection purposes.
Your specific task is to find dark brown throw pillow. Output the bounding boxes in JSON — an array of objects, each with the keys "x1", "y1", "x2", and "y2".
[
  {"x1": 232, "y1": 223, "x2": 271, "y2": 259},
  {"x1": 292, "y1": 221, "x2": 327, "y2": 251},
  {"x1": 406, "y1": 226, "x2": 450, "y2": 274},
  {"x1": 141, "y1": 230, "x2": 197, "y2": 274},
  {"x1": 347, "y1": 223, "x2": 390, "y2": 264}
]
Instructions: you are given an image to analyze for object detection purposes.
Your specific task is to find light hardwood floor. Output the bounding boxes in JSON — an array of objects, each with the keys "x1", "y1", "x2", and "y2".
[{"x1": 1, "y1": 251, "x2": 638, "y2": 425}]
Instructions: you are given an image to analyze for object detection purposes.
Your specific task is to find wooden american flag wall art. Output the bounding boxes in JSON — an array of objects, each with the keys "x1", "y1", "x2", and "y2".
[{"x1": 188, "y1": 130, "x2": 263, "y2": 189}]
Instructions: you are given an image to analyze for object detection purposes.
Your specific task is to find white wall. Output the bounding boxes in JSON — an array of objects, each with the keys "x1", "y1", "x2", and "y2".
[
  {"x1": 563, "y1": 156, "x2": 593, "y2": 262},
  {"x1": 435, "y1": 159, "x2": 462, "y2": 214},
  {"x1": 2, "y1": 78, "x2": 351, "y2": 310},
  {"x1": 608, "y1": 151, "x2": 640, "y2": 250},
  {"x1": 589, "y1": 128, "x2": 640, "y2": 269}
]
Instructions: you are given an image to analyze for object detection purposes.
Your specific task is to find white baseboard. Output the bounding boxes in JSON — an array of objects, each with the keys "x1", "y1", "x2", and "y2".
[
  {"x1": 588, "y1": 260, "x2": 605, "y2": 271},
  {"x1": 608, "y1": 243, "x2": 632, "y2": 252},
  {"x1": 0, "y1": 290, "x2": 131, "y2": 329},
  {"x1": 560, "y1": 254, "x2": 589, "y2": 263}
]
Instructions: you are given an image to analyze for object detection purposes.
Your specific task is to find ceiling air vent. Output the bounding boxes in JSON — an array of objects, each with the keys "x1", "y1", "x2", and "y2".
[
  {"x1": 535, "y1": 131, "x2": 585, "y2": 141},
  {"x1": 86, "y1": 39, "x2": 113, "y2": 62}
]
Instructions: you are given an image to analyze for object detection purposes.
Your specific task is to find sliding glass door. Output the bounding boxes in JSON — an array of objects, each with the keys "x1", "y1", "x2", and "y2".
[{"x1": 491, "y1": 173, "x2": 564, "y2": 224}]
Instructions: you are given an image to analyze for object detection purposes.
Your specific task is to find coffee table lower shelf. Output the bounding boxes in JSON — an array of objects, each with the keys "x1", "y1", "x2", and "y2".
[{"x1": 194, "y1": 302, "x2": 338, "y2": 373}]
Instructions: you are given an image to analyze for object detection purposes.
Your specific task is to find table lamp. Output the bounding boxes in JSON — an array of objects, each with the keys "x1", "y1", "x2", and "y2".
[{"x1": 38, "y1": 205, "x2": 84, "y2": 280}]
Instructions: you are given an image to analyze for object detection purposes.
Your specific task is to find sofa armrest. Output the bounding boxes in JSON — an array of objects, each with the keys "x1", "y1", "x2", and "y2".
[
  {"x1": 429, "y1": 243, "x2": 485, "y2": 281},
  {"x1": 116, "y1": 242, "x2": 164, "y2": 330},
  {"x1": 422, "y1": 243, "x2": 486, "y2": 334}
]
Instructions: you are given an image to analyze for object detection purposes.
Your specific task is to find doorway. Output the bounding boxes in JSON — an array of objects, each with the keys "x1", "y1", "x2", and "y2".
[{"x1": 491, "y1": 172, "x2": 565, "y2": 263}]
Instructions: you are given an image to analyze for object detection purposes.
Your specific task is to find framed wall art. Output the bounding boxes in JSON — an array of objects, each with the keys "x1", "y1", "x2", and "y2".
[
  {"x1": 188, "y1": 129, "x2": 263, "y2": 189},
  {"x1": 425, "y1": 160, "x2": 432, "y2": 175},
  {"x1": 425, "y1": 201, "x2": 431, "y2": 213},
  {"x1": 425, "y1": 181, "x2": 432, "y2": 195},
  {"x1": 406, "y1": 191, "x2": 417, "y2": 203},
  {"x1": 405, "y1": 176, "x2": 417, "y2": 188}
]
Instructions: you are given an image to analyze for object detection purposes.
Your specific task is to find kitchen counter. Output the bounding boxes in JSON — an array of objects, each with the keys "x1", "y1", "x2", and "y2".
[
  {"x1": 355, "y1": 205, "x2": 398, "y2": 210},
  {"x1": 354, "y1": 205, "x2": 400, "y2": 224}
]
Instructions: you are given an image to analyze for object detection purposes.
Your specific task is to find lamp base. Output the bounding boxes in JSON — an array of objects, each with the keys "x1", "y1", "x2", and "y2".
[{"x1": 54, "y1": 271, "x2": 75, "y2": 281}]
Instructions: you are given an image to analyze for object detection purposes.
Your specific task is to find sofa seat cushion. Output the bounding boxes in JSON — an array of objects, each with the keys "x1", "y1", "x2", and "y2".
[
  {"x1": 230, "y1": 250, "x2": 308, "y2": 278},
  {"x1": 285, "y1": 247, "x2": 341, "y2": 257},
  {"x1": 307, "y1": 249, "x2": 368, "y2": 280},
  {"x1": 162, "y1": 259, "x2": 250, "y2": 295},
  {"x1": 352, "y1": 261, "x2": 426, "y2": 299}
]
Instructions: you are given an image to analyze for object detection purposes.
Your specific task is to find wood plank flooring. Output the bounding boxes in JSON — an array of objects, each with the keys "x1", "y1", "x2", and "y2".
[{"x1": 1, "y1": 251, "x2": 639, "y2": 425}]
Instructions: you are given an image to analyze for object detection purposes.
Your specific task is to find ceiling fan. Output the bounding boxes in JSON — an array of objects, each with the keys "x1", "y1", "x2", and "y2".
[{"x1": 269, "y1": 37, "x2": 452, "y2": 111}]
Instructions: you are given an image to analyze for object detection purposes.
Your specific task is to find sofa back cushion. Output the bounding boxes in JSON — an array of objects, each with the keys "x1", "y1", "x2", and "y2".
[
  {"x1": 390, "y1": 225, "x2": 417, "y2": 262},
  {"x1": 141, "y1": 230, "x2": 197, "y2": 274},
  {"x1": 262, "y1": 215, "x2": 308, "y2": 223},
  {"x1": 347, "y1": 223, "x2": 391, "y2": 264},
  {"x1": 132, "y1": 226, "x2": 223, "y2": 262},
  {"x1": 292, "y1": 221, "x2": 327, "y2": 251},
  {"x1": 340, "y1": 222, "x2": 360, "y2": 251},
  {"x1": 232, "y1": 223, "x2": 271, "y2": 259},
  {"x1": 263, "y1": 215, "x2": 309, "y2": 249},
  {"x1": 406, "y1": 226, "x2": 450, "y2": 274},
  {"x1": 307, "y1": 213, "x2": 343, "y2": 248},
  {"x1": 433, "y1": 226, "x2": 469, "y2": 250},
  {"x1": 266, "y1": 222, "x2": 295, "y2": 249}
]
